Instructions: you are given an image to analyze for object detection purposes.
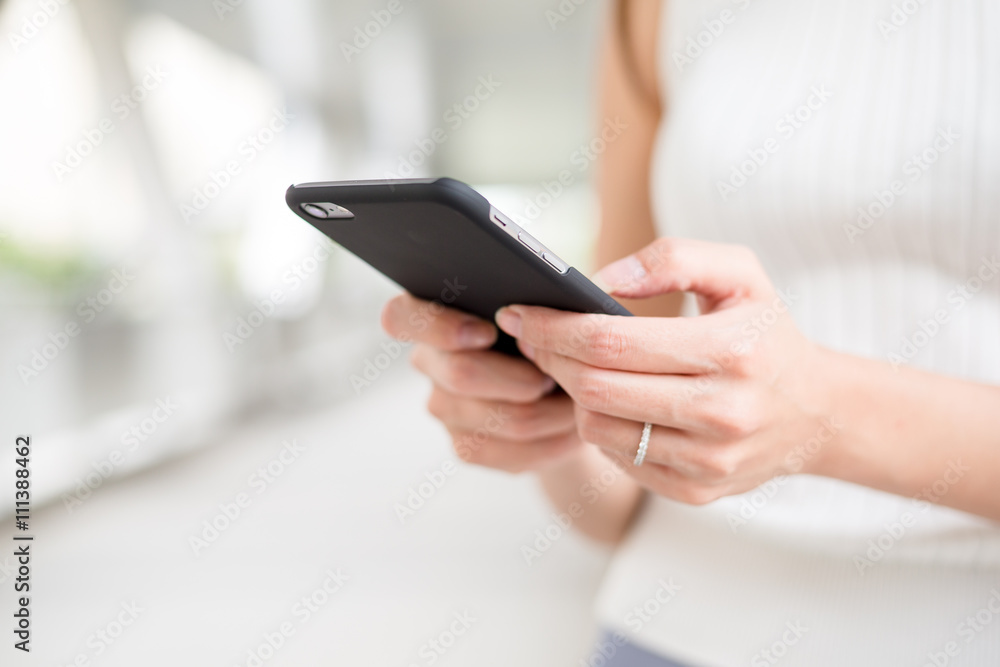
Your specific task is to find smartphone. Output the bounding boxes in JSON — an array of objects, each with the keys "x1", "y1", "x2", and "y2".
[{"x1": 285, "y1": 177, "x2": 630, "y2": 356}]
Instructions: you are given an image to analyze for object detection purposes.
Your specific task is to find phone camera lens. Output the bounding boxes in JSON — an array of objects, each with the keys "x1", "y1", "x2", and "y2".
[
  {"x1": 301, "y1": 203, "x2": 330, "y2": 219},
  {"x1": 300, "y1": 202, "x2": 354, "y2": 220}
]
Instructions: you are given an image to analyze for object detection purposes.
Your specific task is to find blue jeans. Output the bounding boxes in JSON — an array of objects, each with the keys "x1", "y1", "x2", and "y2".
[{"x1": 587, "y1": 631, "x2": 692, "y2": 667}]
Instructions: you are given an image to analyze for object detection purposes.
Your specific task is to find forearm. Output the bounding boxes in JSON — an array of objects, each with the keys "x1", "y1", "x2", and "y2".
[
  {"x1": 814, "y1": 346, "x2": 1000, "y2": 520},
  {"x1": 536, "y1": 444, "x2": 646, "y2": 543}
]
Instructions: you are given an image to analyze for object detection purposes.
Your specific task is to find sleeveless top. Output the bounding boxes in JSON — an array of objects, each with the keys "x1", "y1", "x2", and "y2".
[{"x1": 593, "y1": 1, "x2": 1000, "y2": 664}]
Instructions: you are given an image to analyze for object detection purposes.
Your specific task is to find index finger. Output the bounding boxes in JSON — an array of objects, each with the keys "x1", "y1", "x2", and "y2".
[
  {"x1": 382, "y1": 293, "x2": 497, "y2": 351},
  {"x1": 495, "y1": 305, "x2": 723, "y2": 374}
]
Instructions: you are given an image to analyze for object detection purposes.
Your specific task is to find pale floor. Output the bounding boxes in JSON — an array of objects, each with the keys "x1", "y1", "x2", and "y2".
[{"x1": 5, "y1": 363, "x2": 613, "y2": 665}]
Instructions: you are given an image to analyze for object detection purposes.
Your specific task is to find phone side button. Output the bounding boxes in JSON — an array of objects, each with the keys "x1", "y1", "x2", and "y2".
[
  {"x1": 517, "y1": 231, "x2": 543, "y2": 254},
  {"x1": 542, "y1": 252, "x2": 569, "y2": 274}
]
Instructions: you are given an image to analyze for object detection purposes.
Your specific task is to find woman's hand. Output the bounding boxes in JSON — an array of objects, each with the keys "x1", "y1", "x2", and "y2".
[
  {"x1": 381, "y1": 293, "x2": 583, "y2": 473},
  {"x1": 495, "y1": 238, "x2": 837, "y2": 505}
]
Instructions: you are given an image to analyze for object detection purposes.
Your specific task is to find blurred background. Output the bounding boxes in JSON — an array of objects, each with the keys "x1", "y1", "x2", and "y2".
[{"x1": 0, "y1": 0, "x2": 615, "y2": 663}]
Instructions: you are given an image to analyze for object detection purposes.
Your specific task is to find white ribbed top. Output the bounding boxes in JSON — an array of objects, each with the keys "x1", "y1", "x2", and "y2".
[{"x1": 594, "y1": 1, "x2": 1000, "y2": 664}]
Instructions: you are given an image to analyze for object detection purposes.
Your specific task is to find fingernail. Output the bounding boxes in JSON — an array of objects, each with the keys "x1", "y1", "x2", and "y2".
[
  {"x1": 520, "y1": 342, "x2": 536, "y2": 361},
  {"x1": 458, "y1": 321, "x2": 496, "y2": 348},
  {"x1": 593, "y1": 256, "x2": 647, "y2": 293},
  {"x1": 495, "y1": 307, "x2": 522, "y2": 338},
  {"x1": 540, "y1": 376, "x2": 556, "y2": 394}
]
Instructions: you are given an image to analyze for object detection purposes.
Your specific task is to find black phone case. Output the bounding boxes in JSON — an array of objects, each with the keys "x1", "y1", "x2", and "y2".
[{"x1": 285, "y1": 177, "x2": 631, "y2": 356}]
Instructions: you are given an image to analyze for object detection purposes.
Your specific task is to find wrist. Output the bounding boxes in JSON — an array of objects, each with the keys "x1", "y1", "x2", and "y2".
[
  {"x1": 536, "y1": 442, "x2": 645, "y2": 544},
  {"x1": 534, "y1": 434, "x2": 589, "y2": 479},
  {"x1": 794, "y1": 344, "x2": 853, "y2": 478}
]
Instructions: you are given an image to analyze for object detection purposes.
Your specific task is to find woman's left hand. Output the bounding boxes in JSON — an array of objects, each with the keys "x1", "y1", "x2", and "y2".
[{"x1": 495, "y1": 238, "x2": 840, "y2": 505}]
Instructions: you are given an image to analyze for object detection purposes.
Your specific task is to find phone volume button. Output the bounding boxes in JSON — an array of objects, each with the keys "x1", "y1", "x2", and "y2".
[
  {"x1": 542, "y1": 252, "x2": 569, "y2": 274},
  {"x1": 517, "y1": 231, "x2": 543, "y2": 254}
]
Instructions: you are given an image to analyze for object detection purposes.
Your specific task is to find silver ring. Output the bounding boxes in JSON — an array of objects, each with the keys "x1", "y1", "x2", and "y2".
[{"x1": 633, "y1": 422, "x2": 652, "y2": 467}]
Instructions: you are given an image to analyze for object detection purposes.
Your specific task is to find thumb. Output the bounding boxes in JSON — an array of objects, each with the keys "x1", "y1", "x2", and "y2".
[{"x1": 592, "y1": 238, "x2": 774, "y2": 309}]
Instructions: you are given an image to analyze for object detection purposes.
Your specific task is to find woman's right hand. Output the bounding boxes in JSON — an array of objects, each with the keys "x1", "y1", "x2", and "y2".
[{"x1": 381, "y1": 293, "x2": 583, "y2": 473}]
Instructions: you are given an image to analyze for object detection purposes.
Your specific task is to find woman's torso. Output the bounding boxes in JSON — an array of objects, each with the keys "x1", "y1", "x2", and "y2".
[{"x1": 595, "y1": 1, "x2": 1000, "y2": 664}]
